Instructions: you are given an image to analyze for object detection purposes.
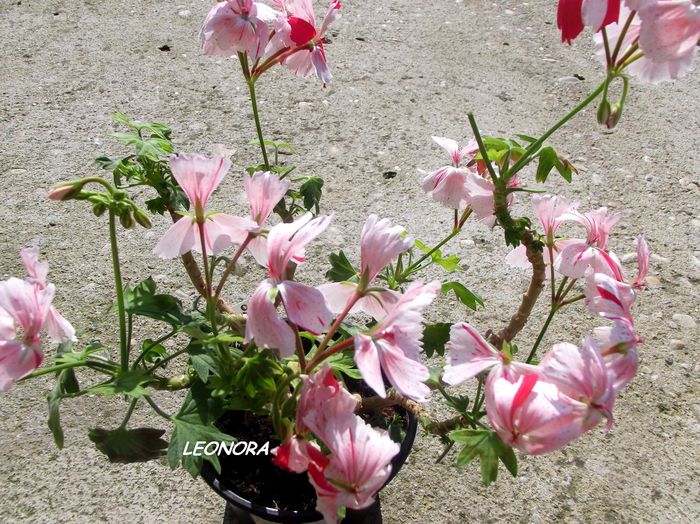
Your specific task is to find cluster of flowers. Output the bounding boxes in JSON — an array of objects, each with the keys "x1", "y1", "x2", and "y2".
[
  {"x1": 154, "y1": 153, "x2": 439, "y2": 403},
  {"x1": 0, "y1": 248, "x2": 75, "y2": 391},
  {"x1": 272, "y1": 366, "x2": 400, "y2": 523},
  {"x1": 558, "y1": 0, "x2": 700, "y2": 82},
  {"x1": 442, "y1": 194, "x2": 648, "y2": 454},
  {"x1": 200, "y1": 0, "x2": 342, "y2": 85}
]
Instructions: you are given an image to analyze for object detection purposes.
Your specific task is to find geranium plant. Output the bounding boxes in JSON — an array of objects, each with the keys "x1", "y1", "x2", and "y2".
[{"x1": 2, "y1": 1, "x2": 697, "y2": 522}]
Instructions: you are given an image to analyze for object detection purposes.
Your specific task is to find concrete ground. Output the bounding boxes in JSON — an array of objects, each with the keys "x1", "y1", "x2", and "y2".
[{"x1": 0, "y1": 0, "x2": 698, "y2": 522}]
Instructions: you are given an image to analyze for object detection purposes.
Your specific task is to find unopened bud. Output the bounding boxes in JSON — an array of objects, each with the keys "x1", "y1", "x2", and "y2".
[
  {"x1": 119, "y1": 209, "x2": 136, "y2": 229},
  {"x1": 597, "y1": 99, "x2": 611, "y2": 126},
  {"x1": 606, "y1": 103, "x2": 623, "y2": 129},
  {"x1": 48, "y1": 180, "x2": 84, "y2": 201},
  {"x1": 133, "y1": 208, "x2": 153, "y2": 229},
  {"x1": 92, "y1": 202, "x2": 107, "y2": 217}
]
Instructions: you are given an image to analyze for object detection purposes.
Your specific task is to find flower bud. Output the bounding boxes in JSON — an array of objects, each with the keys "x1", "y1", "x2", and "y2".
[
  {"x1": 597, "y1": 99, "x2": 611, "y2": 127},
  {"x1": 48, "y1": 180, "x2": 84, "y2": 201},
  {"x1": 92, "y1": 202, "x2": 107, "y2": 217},
  {"x1": 606, "y1": 103, "x2": 623, "y2": 129},
  {"x1": 119, "y1": 209, "x2": 136, "y2": 229},
  {"x1": 133, "y1": 208, "x2": 153, "y2": 229}
]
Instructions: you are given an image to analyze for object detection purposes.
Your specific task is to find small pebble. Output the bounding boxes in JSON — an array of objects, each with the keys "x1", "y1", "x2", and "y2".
[
  {"x1": 672, "y1": 313, "x2": 697, "y2": 330},
  {"x1": 651, "y1": 253, "x2": 669, "y2": 264},
  {"x1": 645, "y1": 275, "x2": 662, "y2": 288},
  {"x1": 665, "y1": 356, "x2": 674, "y2": 366},
  {"x1": 178, "y1": 9, "x2": 191, "y2": 17},
  {"x1": 670, "y1": 339, "x2": 686, "y2": 351}
]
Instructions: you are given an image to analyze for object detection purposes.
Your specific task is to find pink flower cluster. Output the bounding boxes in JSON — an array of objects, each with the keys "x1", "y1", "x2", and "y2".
[
  {"x1": 273, "y1": 366, "x2": 400, "y2": 523},
  {"x1": 420, "y1": 135, "x2": 519, "y2": 224},
  {"x1": 506, "y1": 194, "x2": 649, "y2": 287},
  {"x1": 0, "y1": 248, "x2": 75, "y2": 391},
  {"x1": 443, "y1": 194, "x2": 648, "y2": 455},
  {"x1": 200, "y1": 0, "x2": 342, "y2": 85},
  {"x1": 558, "y1": 0, "x2": 700, "y2": 82}
]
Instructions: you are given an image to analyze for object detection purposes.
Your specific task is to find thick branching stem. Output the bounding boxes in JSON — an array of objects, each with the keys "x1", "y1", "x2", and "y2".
[
  {"x1": 359, "y1": 391, "x2": 427, "y2": 420},
  {"x1": 488, "y1": 186, "x2": 546, "y2": 348}
]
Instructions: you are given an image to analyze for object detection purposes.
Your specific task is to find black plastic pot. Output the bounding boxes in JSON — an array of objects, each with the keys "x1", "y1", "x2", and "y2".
[{"x1": 201, "y1": 408, "x2": 418, "y2": 524}]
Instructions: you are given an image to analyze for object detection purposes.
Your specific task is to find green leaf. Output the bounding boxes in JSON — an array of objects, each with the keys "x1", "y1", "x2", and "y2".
[
  {"x1": 141, "y1": 339, "x2": 168, "y2": 364},
  {"x1": 121, "y1": 278, "x2": 192, "y2": 327},
  {"x1": 326, "y1": 251, "x2": 358, "y2": 282},
  {"x1": 422, "y1": 323, "x2": 452, "y2": 358},
  {"x1": 535, "y1": 146, "x2": 557, "y2": 183},
  {"x1": 234, "y1": 352, "x2": 280, "y2": 398},
  {"x1": 414, "y1": 240, "x2": 462, "y2": 273},
  {"x1": 89, "y1": 426, "x2": 168, "y2": 463},
  {"x1": 326, "y1": 350, "x2": 362, "y2": 379},
  {"x1": 450, "y1": 429, "x2": 518, "y2": 485},
  {"x1": 441, "y1": 282, "x2": 484, "y2": 310},
  {"x1": 89, "y1": 369, "x2": 156, "y2": 398},
  {"x1": 46, "y1": 366, "x2": 80, "y2": 449},
  {"x1": 299, "y1": 176, "x2": 324, "y2": 214},
  {"x1": 168, "y1": 385, "x2": 230, "y2": 477}
]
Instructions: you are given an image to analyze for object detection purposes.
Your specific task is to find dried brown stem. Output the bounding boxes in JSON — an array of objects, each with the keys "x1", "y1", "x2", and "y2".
[
  {"x1": 489, "y1": 230, "x2": 546, "y2": 347},
  {"x1": 358, "y1": 391, "x2": 427, "y2": 420}
]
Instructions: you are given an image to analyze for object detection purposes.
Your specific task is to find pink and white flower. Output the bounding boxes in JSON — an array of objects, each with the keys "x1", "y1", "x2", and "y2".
[
  {"x1": 268, "y1": 0, "x2": 342, "y2": 86},
  {"x1": 540, "y1": 338, "x2": 616, "y2": 429},
  {"x1": 21, "y1": 247, "x2": 76, "y2": 343},
  {"x1": 443, "y1": 322, "x2": 536, "y2": 386},
  {"x1": 420, "y1": 136, "x2": 477, "y2": 209},
  {"x1": 354, "y1": 281, "x2": 440, "y2": 402},
  {"x1": 245, "y1": 213, "x2": 333, "y2": 356},
  {"x1": 593, "y1": 4, "x2": 699, "y2": 83},
  {"x1": 153, "y1": 154, "x2": 257, "y2": 259},
  {"x1": 0, "y1": 278, "x2": 54, "y2": 392},
  {"x1": 308, "y1": 414, "x2": 399, "y2": 524},
  {"x1": 200, "y1": 0, "x2": 278, "y2": 59},
  {"x1": 486, "y1": 373, "x2": 589, "y2": 455},
  {"x1": 506, "y1": 195, "x2": 579, "y2": 268},
  {"x1": 631, "y1": 234, "x2": 650, "y2": 289},
  {"x1": 230, "y1": 171, "x2": 291, "y2": 265},
  {"x1": 594, "y1": 320, "x2": 642, "y2": 391},
  {"x1": 555, "y1": 207, "x2": 624, "y2": 279},
  {"x1": 584, "y1": 272, "x2": 636, "y2": 323},
  {"x1": 318, "y1": 215, "x2": 411, "y2": 319}
]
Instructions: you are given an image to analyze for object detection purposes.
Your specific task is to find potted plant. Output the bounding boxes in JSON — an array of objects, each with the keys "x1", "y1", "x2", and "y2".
[{"x1": 2, "y1": 1, "x2": 696, "y2": 522}]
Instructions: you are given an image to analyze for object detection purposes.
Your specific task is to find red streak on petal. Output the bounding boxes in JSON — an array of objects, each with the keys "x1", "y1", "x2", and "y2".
[
  {"x1": 511, "y1": 374, "x2": 538, "y2": 424},
  {"x1": 289, "y1": 16, "x2": 317, "y2": 46},
  {"x1": 557, "y1": 0, "x2": 585, "y2": 44}
]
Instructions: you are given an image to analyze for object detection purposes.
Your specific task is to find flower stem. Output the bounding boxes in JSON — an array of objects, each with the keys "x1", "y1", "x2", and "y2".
[
  {"x1": 611, "y1": 10, "x2": 637, "y2": 65},
  {"x1": 506, "y1": 78, "x2": 611, "y2": 178},
  {"x1": 527, "y1": 305, "x2": 557, "y2": 364},
  {"x1": 118, "y1": 399, "x2": 138, "y2": 429},
  {"x1": 109, "y1": 211, "x2": 129, "y2": 371},
  {"x1": 214, "y1": 234, "x2": 253, "y2": 301},
  {"x1": 144, "y1": 396, "x2": 172, "y2": 420},
  {"x1": 467, "y1": 113, "x2": 499, "y2": 182}
]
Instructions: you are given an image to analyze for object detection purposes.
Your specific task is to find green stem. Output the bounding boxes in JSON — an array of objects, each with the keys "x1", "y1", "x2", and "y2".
[
  {"x1": 611, "y1": 10, "x2": 637, "y2": 65},
  {"x1": 214, "y1": 234, "x2": 253, "y2": 301},
  {"x1": 467, "y1": 113, "x2": 499, "y2": 182},
  {"x1": 527, "y1": 306, "x2": 558, "y2": 364},
  {"x1": 146, "y1": 348, "x2": 189, "y2": 374},
  {"x1": 132, "y1": 330, "x2": 177, "y2": 368},
  {"x1": 248, "y1": 80, "x2": 269, "y2": 169},
  {"x1": 144, "y1": 396, "x2": 172, "y2": 420},
  {"x1": 119, "y1": 399, "x2": 138, "y2": 429},
  {"x1": 109, "y1": 211, "x2": 129, "y2": 371},
  {"x1": 506, "y1": 78, "x2": 610, "y2": 179}
]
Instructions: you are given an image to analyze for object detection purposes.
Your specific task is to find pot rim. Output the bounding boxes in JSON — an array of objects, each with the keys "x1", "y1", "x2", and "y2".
[{"x1": 201, "y1": 408, "x2": 418, "y2": 523}]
